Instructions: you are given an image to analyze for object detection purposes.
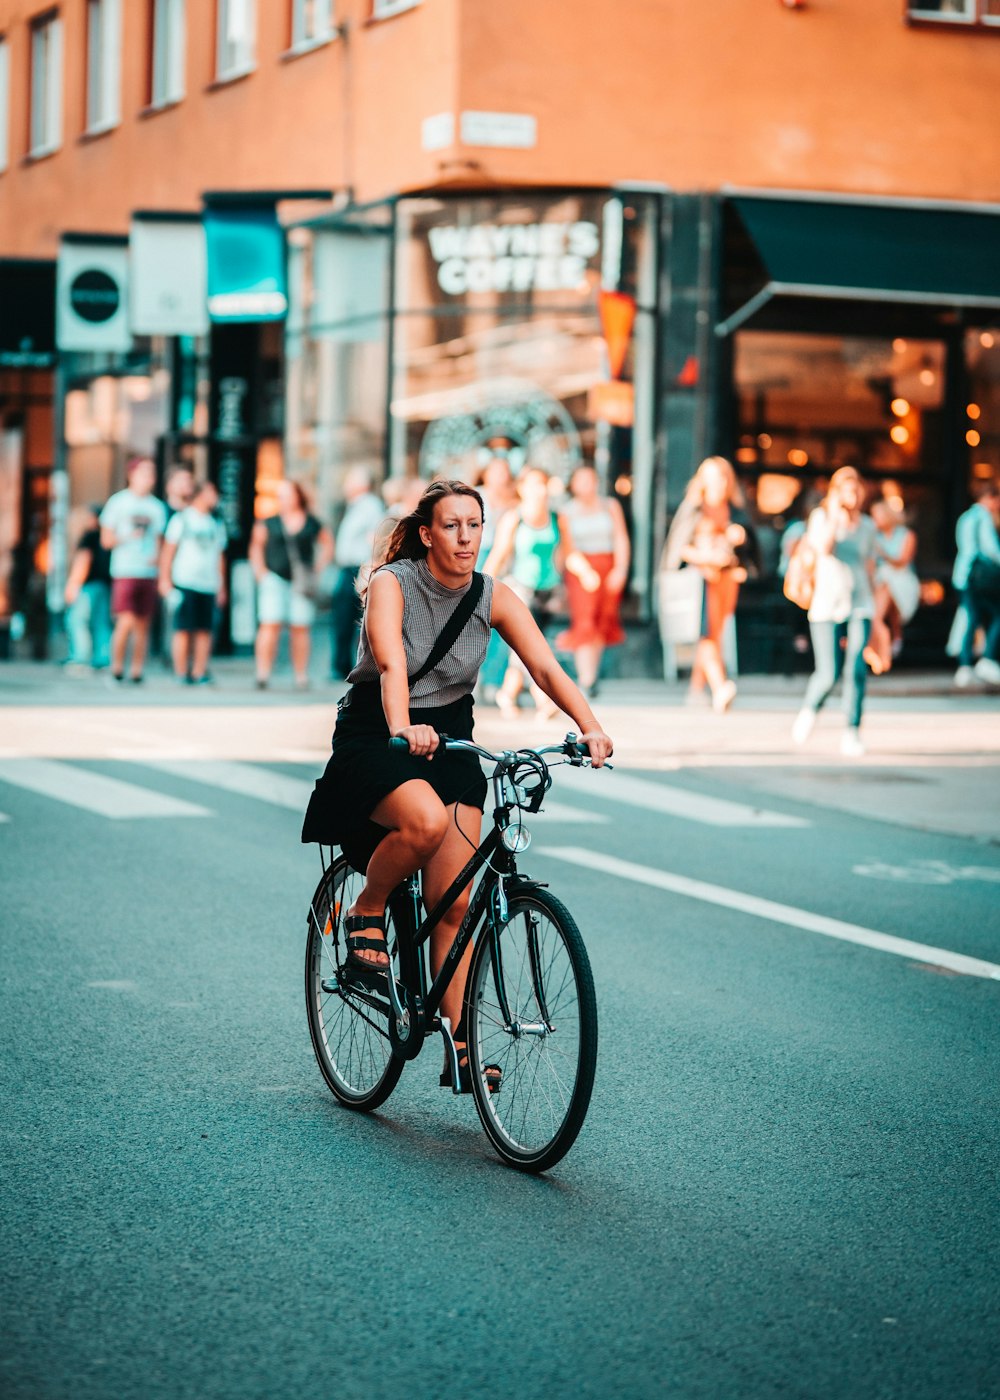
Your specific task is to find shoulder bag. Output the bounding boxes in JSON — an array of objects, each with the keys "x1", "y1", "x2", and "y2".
[{"x1": 783, "y1": 536, "x2": 817, "y2": 611}]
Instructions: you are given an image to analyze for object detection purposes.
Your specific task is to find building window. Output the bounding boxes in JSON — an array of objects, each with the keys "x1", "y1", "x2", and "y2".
[
  {"x1": 0, "y1": 39, "x2": 8, "y2": 172},
  {"x1": 372, "y1": 0, "x2": 421, "y2": 19},
  {"x1": 217, "y1": 0, "x2": 255, "y2": 79},
  {"x1": 907, "y1": 1, "x2": 1000, "y2": 25},
  {"x1": 29, "y1": 12, "x2": 62, "y2": 157},
  {"x1": 85, "y1": 0, "x2": 121, "y2": 132},
  {"x1": 292, "y1": 0, "x2": 335, "y2": 46},
  {"x1": 151, "y1": 0, "x2": 185, "y2": 106}
]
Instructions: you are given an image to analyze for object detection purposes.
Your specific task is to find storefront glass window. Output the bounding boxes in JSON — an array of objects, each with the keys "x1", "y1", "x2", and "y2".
[{"x1": 733, "y1": 330, "x2": 950, "y2": 576}]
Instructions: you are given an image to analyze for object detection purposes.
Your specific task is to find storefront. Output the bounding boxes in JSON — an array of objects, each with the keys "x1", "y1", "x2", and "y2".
[
  {"x1": 712, "y1": 193, "x2": 1000, "y2": 670},
  {"x1": 285, "y1": 188, "x2": 661, "y2": 620}
]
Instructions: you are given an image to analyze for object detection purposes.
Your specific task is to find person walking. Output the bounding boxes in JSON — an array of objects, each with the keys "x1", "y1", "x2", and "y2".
[
  {"x1": 63, "y1": 505, "x2": 112, "y2": 670},
  {"x1": 159, "y1": 479, "x2": 227, "y2": 685},
  {"x1": 302, "y1": 478, "x2": 612, "y2": 1092},
  {"x1": 482, "y1": 465, "x2": 566, "y2": 717},
  {"x1": 250, "y1": 479, "x2": 333, "y2": 690},
  {"x1": 330, "y1": 467, "x2": 385, "y2": 679},
  {"x1": 555, "y1": 464, "x2": 630, "y2": 698},
  {"x1": 476, "y1": 453, "x2": 519, "y2": 698},
  {"x1": 100, "y1": 457, "x2": 167, "y2": 685},
  {"x1": 869, "y1": 498, "x2": 919, "y2": 670},
  {"x1": 792, "y1": 466, "x2": 879, "y2": 756},
  {"x1": 662, "y1": 456, "x2": 747, "y2": 712},
  {"x1": 952, "y1": 480, "x2": 1000, "y2": 687}
]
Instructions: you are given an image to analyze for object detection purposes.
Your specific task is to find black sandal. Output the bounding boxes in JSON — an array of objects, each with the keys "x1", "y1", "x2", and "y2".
[
  {"x1": 343, "y1": 914, "x2": 389, "y2": 987},
  {"x1": 440, "y1": 1042, "x2": 502, "y2": 1095}
]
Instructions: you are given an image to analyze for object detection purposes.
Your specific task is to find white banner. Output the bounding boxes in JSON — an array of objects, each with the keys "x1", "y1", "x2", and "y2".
[
  {"x1": 129, "y1": 216, "x2": 208, "y2": 337},
  {"x1": 56, "y1": 238, "x2": 131, "y2": 353}
]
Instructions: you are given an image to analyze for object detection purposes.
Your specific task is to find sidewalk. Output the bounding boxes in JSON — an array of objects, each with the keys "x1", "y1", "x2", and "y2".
[{"x1": 1, "y1": 659, "x2": 998, "y2": 844}]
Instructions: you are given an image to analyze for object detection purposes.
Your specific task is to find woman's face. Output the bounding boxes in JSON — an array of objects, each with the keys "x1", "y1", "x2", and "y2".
[
  {"x1": 277, "y1": 480, "x2": 298, "y2": 512},
  {"x1": 571, "y1": 467, "x2": 598, "y2": 501},
  {"x1": 484, "y1": 458, "x2": 513, "y2": 494},
  {"x1": 519, "y1": 469, "x2": 549, "y2": 506},
  {"x1": 835, "y1": 477, "x2": 862, "y2": 512},
  {"x1": 421, "y1": 494, "x2": 483, "y2": 572}
]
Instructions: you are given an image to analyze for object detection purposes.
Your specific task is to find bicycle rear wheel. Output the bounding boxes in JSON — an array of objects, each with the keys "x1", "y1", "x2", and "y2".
[
  {"x1": 305, "y1": 855, "x2": 404, "y2": 1111},
  {"x1": 465, "y1": 888, "x2": 597, "y2": 1173}
]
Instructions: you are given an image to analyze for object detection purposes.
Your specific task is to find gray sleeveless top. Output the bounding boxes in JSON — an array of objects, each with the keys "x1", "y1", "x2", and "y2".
[{"x1": 347, "y1": 557, "x2": 495, "y2": 706}]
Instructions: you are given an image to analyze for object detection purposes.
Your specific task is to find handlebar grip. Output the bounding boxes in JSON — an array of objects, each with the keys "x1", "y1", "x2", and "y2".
[{"x1": 388, "y1": 736, "x2": 410, "y2": 752}]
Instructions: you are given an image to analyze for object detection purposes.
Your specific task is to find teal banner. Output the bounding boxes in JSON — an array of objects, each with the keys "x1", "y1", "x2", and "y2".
[{"x1": 205, "y1": 205, "x2": 288, "y2": 323}]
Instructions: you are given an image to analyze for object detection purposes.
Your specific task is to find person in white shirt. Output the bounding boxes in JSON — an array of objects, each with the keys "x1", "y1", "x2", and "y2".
[
  {"x1": 330, "y1": 466, "x2": 385, "y2": 678},
  {"x1": 952, "y1": 481, "x2": 1000, "y2": 687},
  {"x1": 159, "y1": 480, "x2": 227, "y2": 685},
  {"x1": 100, "y1": 457, "x2": 167, "y2": 684}
]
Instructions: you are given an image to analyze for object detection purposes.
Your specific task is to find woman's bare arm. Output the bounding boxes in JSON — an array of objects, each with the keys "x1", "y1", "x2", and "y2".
[
  {"x1": 482, "y1": 509, "x2": 518, "y2": 578},
  {"x1": 491, "y1": 583, "x2": 613, "y2": 766},
  {"x1": 248, "y1": 522, "x2": 267, "y2": 581}
]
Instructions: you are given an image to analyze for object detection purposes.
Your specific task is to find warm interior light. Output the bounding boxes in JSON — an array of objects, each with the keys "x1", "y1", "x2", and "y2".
[
  {"x1": 891, "y1": 398, "x2": 910, "y2": 417},
  {"x1": 920, "y1": 580, "x2": 946, "y2": 607},
  {"x1": 967, "y1": 404, "x2": 982, "y2": 420},
  {"x1": 981, "y1": 332, "x2": 996, "y2": 349},
  {"x1": 736, "y1": 447, "x2": 758, "y2": 464},
  {"x1": 614, "y1": 475, "x2": 633, "y2": 496},
  {"x1": 919, "y1": 368, "x2": 936, "y2": 387},
  {"x1": 757, "y1": 433, "x2": 772, "y2": 449},
  {"x1": 893, "y1": 338, "x2": 907, "y2": 353},
  {"x1": 973, "y1": 461, "x2": 995, "y2": 479},
  {"x1": 966, "y1": 429, "x2": 982, "y2": 447},
  {"x1": 787, "y1": 449, "x2": 809, "y2": 467},
  {"x1": 756, "y1": 474, "x2": 802, "y2": 515}
]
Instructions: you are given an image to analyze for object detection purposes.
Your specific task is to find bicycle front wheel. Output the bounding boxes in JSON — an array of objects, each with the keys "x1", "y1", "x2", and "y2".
[
  {"x1": 466, "y1": 889, "x2": 597, "y2": 1173},
  {"x1": 305, "y1": 855, "x2": 404, "y2": 1112}
]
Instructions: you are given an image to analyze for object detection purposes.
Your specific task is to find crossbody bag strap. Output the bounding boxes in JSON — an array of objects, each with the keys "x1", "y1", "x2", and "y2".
[{"x1": 408, "y1": 571, "x2": 485, "y2": 688}]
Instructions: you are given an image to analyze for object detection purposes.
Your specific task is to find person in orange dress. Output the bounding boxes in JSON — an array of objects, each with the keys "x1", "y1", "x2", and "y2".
[{"x1": 555, "y1": 465, "x2": 630, "y2": 698}]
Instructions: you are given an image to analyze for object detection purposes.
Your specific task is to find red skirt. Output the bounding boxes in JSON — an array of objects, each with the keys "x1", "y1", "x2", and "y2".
[{"x1": 556, "y1": 553, "x2": 625, "y2": 649}]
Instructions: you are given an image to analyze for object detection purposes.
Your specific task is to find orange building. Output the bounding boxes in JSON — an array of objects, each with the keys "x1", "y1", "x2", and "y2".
[{"x1": 1, "y1": 0, "x2": 998, "y2": 665}]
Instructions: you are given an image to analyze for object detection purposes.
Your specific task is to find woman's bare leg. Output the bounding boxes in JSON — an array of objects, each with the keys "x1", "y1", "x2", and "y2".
[
  {"x1": 347, "y1": 780, "x2": 450, "y2": 966},
  {"x1": 172, "y1": 630, "x2": 191, "y2": 680},
  {"x1": 289, "y1": 624, "x2": 311, "y2": 685},
  {"x1": 191, "y1": 631, "x2": 213, "y2": 680},
  {"x1": 255, "y1": 622, "x2": 280, "y2": 682},
  {"x1": 110, "y1": 613, "x2": 134, "y2": 675},
  {"x1": 421, "y1": 804, "x2": 484, "y2": 1033},
  {"x1": 574, "y1": 643, "x2": 602, "y2": 692}
]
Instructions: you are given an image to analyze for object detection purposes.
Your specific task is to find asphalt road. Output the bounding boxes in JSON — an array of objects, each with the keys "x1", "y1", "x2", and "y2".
[{"x1": 2, "y1": 704, "x2": 999, "y2": 1400}]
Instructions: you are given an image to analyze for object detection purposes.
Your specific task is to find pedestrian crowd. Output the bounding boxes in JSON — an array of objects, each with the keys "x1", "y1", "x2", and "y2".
[{"x1": 60, "y1": 449, "x2": 1000, "y2": 755}]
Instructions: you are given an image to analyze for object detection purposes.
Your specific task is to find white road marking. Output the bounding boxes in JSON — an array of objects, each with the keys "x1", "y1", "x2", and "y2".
[
  {"x1": 0, "y1": 759, "x2": 211, "y2": 820},
  {"x1": 145, "y1": 758, "x2": 313, "y2": 810},
  {"x1": 557, "y1": 767, "x2": 809, "y2": 828},
  {"x1": 540, "y1": 846, "x2": 1000, "y2": 983},
  {"x1": 0, "y1": 812, "x2": 10, "y2": 824}
]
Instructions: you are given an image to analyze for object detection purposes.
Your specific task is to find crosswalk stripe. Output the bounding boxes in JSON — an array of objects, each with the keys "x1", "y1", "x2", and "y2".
[
  {"x1": 557, "y1": 766, "x2": 810, "y2": 828},
  {"x1": 0, "y1": 759, "x2": 212, "y2": 820},
  {"x1": 145, "y1": 759, "x2": 312, "y2": 810},
  {"x1": 540, "y1": 847, "x2": 1000, "y2": 982},
  {"x1": 148, "y1": 760, "x2": 605, "y2": 825}
]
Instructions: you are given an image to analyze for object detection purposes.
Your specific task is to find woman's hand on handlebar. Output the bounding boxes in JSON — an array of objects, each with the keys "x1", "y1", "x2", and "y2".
[
  {"x1": 579, "y1": 729, "x2": 614, "y2": 769},
  {"x1": 393, "y1": 724, "x2": 440, "y2": 759}
]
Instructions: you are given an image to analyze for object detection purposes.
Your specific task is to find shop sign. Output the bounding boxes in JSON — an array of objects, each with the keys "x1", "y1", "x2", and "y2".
[
  {"x1": 458, "y1": 111, "x2": 537, "y2": 149},
  {"x1": 205, "y1": 205, "x2": 288, "y2": 324},
  {"x1": 130, "y1": 214, "x2": 209, "y2": 338},
  {"x1": 56, "y1": 237, "x2": 131, "y2": 353},
  {"x1": 589, "y1": 380, "x2": 634, "y2": 428},
  {"x1": 427, "y1": 219, "x2": 599, "y2": 297}
]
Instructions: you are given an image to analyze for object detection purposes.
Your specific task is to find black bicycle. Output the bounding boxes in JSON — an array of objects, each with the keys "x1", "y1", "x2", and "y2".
[{"x1": 304, "y1": 733, "x2": 606, "y2": 1173}]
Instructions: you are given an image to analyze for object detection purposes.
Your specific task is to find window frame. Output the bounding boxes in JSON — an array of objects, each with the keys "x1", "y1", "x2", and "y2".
[
  {"x1": 371, "y1": 0, "x2": 421, "y2": 20},
  {"x1": 215, "y1": 0, "x2": 256, "y2": 82},
  {"x1": 290, "y1": 0, "x2": 336, "y2": 51},
  {"x1": 29, "y1": 10, "x2": 62, "y2": 159},
  {"x1": 905, "y1": 0, "x2": 1000, "y2": 29},
  {"x1": 85, "y1": 0, "x2": 121, "y2": 135},
  {"x1": 150, "y1": 0, "x2": 186, "y2": 108}
]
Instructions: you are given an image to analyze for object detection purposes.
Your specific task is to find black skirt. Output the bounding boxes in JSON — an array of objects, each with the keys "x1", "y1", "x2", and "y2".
[{"x1": 301, "y1": 689, "x2": 487, "y2": 873}]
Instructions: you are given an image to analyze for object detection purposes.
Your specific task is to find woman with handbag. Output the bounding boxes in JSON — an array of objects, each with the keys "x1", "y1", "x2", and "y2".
[
  {"x1": 250, "y1": 479, "x2": 333, "y2": 690},
  {"x1": 302, "y1": 479, "x2": 612, "y2": 1091},
  {"x1": 791, "y1": 467, "x2": 879, "y2": 756},
  {"x1": 662, "y1": 457, "x2": 747, "y2": 712}
]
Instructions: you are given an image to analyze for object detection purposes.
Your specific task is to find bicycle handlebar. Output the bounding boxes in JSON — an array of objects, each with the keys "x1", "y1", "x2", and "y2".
[{"x1": 387, "y1": 733, "x2": 607, "y2": 769}]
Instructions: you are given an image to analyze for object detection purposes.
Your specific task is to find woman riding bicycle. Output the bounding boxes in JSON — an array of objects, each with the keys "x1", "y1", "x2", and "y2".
[{"x1": 304, "y1": 478, "x2": 613, "y2": 1090}]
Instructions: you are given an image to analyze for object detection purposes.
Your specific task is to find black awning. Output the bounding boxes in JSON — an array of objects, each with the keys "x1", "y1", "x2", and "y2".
[
  {"x1": 0, "y1": 259, "x2": 57, "y2": 365},
  {"x1": 718, "y1": 196, "x2": 1000, "y2": 335}
]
